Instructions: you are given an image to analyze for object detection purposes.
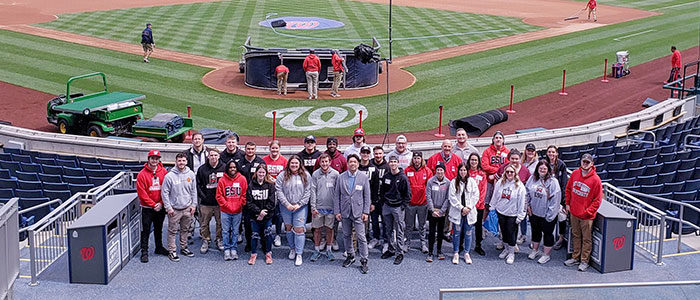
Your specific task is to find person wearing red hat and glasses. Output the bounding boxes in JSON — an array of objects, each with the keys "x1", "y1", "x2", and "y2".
[
  {"x1": 137, "y1": 149, "x2": 169, "y2": 263},
  {"x1": 344, "y1": 128, "x2": 367, "y2": 159}
]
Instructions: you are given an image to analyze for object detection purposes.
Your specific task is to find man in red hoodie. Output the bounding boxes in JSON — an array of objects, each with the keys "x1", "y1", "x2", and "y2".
[
  {"x1": 564, "y1": 153, "x2": 602, "y2": 272},
  {"x1": 666, "y1": 46, "x2": 682, "y2": 84},
  {"x1": 404, "y1": 151, "x2": 433, "y2": 253},
  {"x1": 427, "y1": 139, "x2": 462, "y2": 180},
  {"x1": 482, "y1": 131, "x2": 509, "y2": 209},
  {"x1": 303, "y1": 49, "x2": 321, "y2": 99},
  {"x1": 136, "y1": 149, "x2": 169, "y2": 263}
]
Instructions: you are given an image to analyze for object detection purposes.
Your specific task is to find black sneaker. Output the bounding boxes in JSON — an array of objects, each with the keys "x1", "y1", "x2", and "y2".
[
  {"x1": 168, "y1": 252, "x2": 180, "y2": 262},
  {"x1": 181, "y1": 248, "x2": 194, "y2": 257},
  {"x1": 380, "y1": 251, "x2": 395, "y2": 259},
  {"x1": 342, "y1": 256, "x2": 356, "y2": 268},
  {"x1": 154, "y1": 247, "x2": 169, "y2": 256},
  {"x1": 393, "y1": 254, "x2": 404, "y2": 265},
  {"x1": 360, "y1": 259, "x2": 368, "y2": 274},
  {"x1": 474, "y1": 247, "x2": 486, "y2": 256},
  {"x1": 140, "y1": 253, "x2": 148, "y2": 263}
]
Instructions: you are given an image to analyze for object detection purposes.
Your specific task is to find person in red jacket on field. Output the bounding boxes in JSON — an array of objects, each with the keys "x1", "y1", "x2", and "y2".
[
  {"x1": 427, "y1": 139, "x2": 463, "y2": 180},
  {"x1": 482, "y1": 131, "x2": 509, "y2": 207},
  {"x1": 666, "y1": 46, "x2": 682, "y2": 84},
  {"x1": 137, "y1": 149, "x2": 169, "y2": 263},
  {"x1": 563, "y1": 153, "x2": 602, "y2": 272},
  {"x1": 275, "y1": 57, "x2": 289, "y2": 96},
  {"x1": 330, "y1": 49, "x2": 345, "y2": 98},
  {"x1": 216, "y1": 160, "x2": 248, "y2": 261},
  {"x1": 585, "y1": 0, "x2": 597, "y2": 22},
  {"x1": 404, "y1": 151, "x2": 433, "y2": 253},
  {"x1": 303, "y1": 49, "x2": 321, "y2": 99}
]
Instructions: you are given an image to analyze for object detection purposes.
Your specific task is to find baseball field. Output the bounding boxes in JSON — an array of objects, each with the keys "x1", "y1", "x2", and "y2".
[{"x1": 0, "y1": 0, "x2": 698, "y2": 137}]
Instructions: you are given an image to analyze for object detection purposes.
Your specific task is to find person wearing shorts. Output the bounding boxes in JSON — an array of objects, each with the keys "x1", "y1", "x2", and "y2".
[
  {"x1": 141, "y1": 23, "x2": 154, "y2": 63},
  {"x1": 310, "y1": 153, "x2": 340, "y2": 262}
]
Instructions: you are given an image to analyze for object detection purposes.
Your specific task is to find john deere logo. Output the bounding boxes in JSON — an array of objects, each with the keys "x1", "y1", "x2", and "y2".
[{"x1": 134, "y1": 107, "x2": 138, "y2": 112}]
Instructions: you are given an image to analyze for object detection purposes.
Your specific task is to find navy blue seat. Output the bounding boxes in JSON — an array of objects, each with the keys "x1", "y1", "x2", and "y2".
[
  {"x1": 42, "y1": 182, "x2": 69, "y2": 191},
  {"x1": 560, "y1": 151, "x2": 579, "y2": 161},
  {"x1": 0, "y1": 188, "x2": 14, "y2": 199},
  {"x1": 680, "y1": 158, "x2": 698, "y2": 168},
  {"x1": 640, "y1": 156, "x2": 657, "y2": 166},
  {"x1": 44, "y1": 190, "x2": 72, "y2": 201},
  {"x1": 607, "y1": 169, "x2": 628, "y2": 179},
  {"x1": 636, "y1": 175, "x2": 656, "y2": 186},
  {"x1": 656, "y1": 172, "x2": 676, "y2": 184},
  {"x1": 10, "y1": 154, "x2": 32, "y2": 163},
  {"x1": 55, "y1": 159, "x2": 77, "y2": 168},
  {"x1": 79, "y1": 161, "x2": 102, "y2": 170},
  {"x1": 41, "y1": 164, "x2": 63, "y2": 176},
  {"x1": 14, "y1": 171, "x2": 39, "y2": 182},
  {"x1": 673, "y1": 190, "x2": 697, "y2": 201},
  {"x1": 690, "y1": 149, "x2": 700, "y2": 159},
  {"x1": 2, "y1": 148, "x2": 22, "y2": 155},
  {"x1": 625, "y1": 158, "x2": 642, "y2": 169},
  {"x1": 676, "y1": 151, "x2": 691, "y2": 161},
  {"x1": 643, "y1": 164, "x2": 663, "y2": 176},
  {"x1": 88, "y1": 176, "x2": 111, "y2": 186},
  {"x1": 563, "y1": 159, "x2": 579, "y2": 170},
  {"x1": 660, "y1": 160, "x2": 680, "y2": 173},
  {"x1": 595, "y1": 146, "x2": 614, "y2": 156},
  {"x1": 0, "y1": 169, "x2": 11, "y2": 179},
  {"x1": 0, "y1": 161, "x2": 20, "y2": 176},
  {"x1": 598, "y1": 140, "x2": 616, "y2": 148},
  {"x1": 629, "y1": 149, "x2": 646, "y2": 160},
  {"x1": 62, "y1": 175, "x2": 88, "y2": 184},
  {"x1": 57, "y1": 154, "x2": 77, "y2": 161},
  {"x1": 33, "y1": 152, "x2": 57, "y2": 159},
  {"x1": 612, "y1": 177, "x2": 636, "y2": 187},
  {"x1": 675, "y1": 168, "x2": 694, "y2": 182},
  {"x1": 662, "y1": 182, "x2": 685, "y2": 193},
  {"x1": 595, "y1": 154, "x2": 614, "y2": 165},
  {"x1": 684, "y1": 179, "x2": 700, "y2": 192},
  {"x1": 63, "y1": 167, "x2": 85, "y2": 177},
  {"x1": 606, "y1": 161, "x2": 626, "y2": 171},
  {"x1": 694, "y1": 167, "x2": 700, "y2": 180},
  {"x1": 38, "y1": 173, "x2": 62, "y2": 183},
  {"x1": 68, "y1": 183, "x2": 94, "y2": 194},
  {"x1": 98, "y1": 158, "x2": 122, "y2": 165},
  {"x1": 0, "y1": 178, "x2": 18, "y2": 189},
  {"x1": 17, "y1": 180, "x2": 42, "y2": 190},
  {"x1": 0, "y1": 153, "x2": 11, "y2": 161},
  {"x1": 626, "y1": 185, "x2": 641, "y2": 192},
  {"x1": 614, "y1": 151, "x2": 631, "y2": 162},
  {"x1": 597, "y1": 170, "x2": 608, "y2": 180},
  {"x1": 84, "y1": 169, "x2": 105, "y2": 178},
  {"x1": 640, "y1": 184, "x2": 663, "y2": 195},
  {"x1": 77, "y1": 156, "x2": 98, "y2": 164},
  {"x1": 18, "y1": 197, "x2": 53, "y2": 221},
  {"x1": 659, "y1": 144, "x2": 676, "y2": 153},
  {"x1": 33, "y1": 157, "x2": 56, "y2": 166},
  {"x1": 644, "y1": 147, "x2": 661, "y2": 157},
  {"x1": 19, "y1": 162, "x2": 42, "y2": 173},
  {"x1": 102, "y1": 163, "x2": 124, "y2": 170},
  {"x1": 626, "y1": 166, "x2": 645, "y2": 178},
  {"x1": 14, "y1": 189, "x2": 44, "y2": 198},
  {"x1": 657, "y1": 152, "x2": 676, "y2": 164}
]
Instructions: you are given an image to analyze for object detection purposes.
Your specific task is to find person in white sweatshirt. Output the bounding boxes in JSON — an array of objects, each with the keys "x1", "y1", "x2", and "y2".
[
  {"x1": 448, "y1": 162, "x2": 479, "y2": 265},
  {"x1": 525, "y1": 160, "x2": 561, "y2": 264},
  {"x1": 490, "y1": 163, "x2": 527, "y2": 265}
]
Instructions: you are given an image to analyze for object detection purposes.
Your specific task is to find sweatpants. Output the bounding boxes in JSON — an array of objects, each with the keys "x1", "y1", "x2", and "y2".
[
  {"x1": 497, "y1": 212, "x2": 518, "y2": 247},
  {"x1": 382, "y1": 204, "x2": 406, "y2": 254},
  {"x1": 140, "y1": 207, "x2": 166, "y2": 253}
]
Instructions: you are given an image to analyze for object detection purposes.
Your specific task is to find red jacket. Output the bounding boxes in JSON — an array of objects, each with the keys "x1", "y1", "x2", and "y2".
[
  {"x1": 565, "y1": 166, "x2": 602, "y2": 220},
  {"x1": 426, "y1": 152, "x2": 462, "y2": 181},
  {"x1": 671, "y1": 50, "x2": 682, "y2": 68},
  {"x1": 468, "y1": 169, "x2": 487, "y2": 210},
  {"x1": 587, "y1": 0, "x2": 596, "y2": 9},
  {"x1": 481, "y1": 144, "x2": 509, "y2": 182},
  {"x1": 332, "y1": 53, "x2": 344, "y2": 72},
  {"x1": 216, "y1": 172, "x2": 248, "y2": 214},
  {"x1": 263, "y1": 155, "x2": 288, "y2": 179},
  {"x1": 136, "y1": 163, "x2": 168, "y2": 207},
  {"x1": 315, "y1": 150, "x2": 347, "y2": 173},
  {"x1": 405, "y1": 165, "x2": 433, "y2": 206},
  {"x1": 303, "y1": 54, "x2": 321, "y2": 72},
  {"x1": 276, "y1": 64, "x2": 289, "y2": 75}
]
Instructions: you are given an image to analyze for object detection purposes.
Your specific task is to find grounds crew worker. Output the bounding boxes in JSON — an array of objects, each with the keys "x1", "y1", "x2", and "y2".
[{"x1": 141, "y1": 23, "x2": 154, "y2": 63}]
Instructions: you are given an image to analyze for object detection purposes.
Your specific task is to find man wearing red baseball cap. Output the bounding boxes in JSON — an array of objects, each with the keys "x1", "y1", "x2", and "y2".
[
  {"x1": 344, "y1": 127, "x2": 367, "y2": 159},
  {"x1": 137, "y1": 149, "x2": 169, "y2": 263}
]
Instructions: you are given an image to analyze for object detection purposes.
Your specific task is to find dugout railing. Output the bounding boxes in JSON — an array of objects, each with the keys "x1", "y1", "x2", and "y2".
[{"x1": 663, "y1": 59, "x2": 699, "y2": 99}]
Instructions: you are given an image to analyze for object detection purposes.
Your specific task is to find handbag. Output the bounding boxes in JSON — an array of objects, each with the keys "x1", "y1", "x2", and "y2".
[{"x1": 483, "y1": 209, "x2": 499, "y2": 234}]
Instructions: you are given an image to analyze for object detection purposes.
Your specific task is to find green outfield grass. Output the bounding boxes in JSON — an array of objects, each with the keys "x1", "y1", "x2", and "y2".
[
  {"x1": 36, "y1": 0, "x2": 539, "y2": 59},
  {"x1": 1, "y1": 0, "x2": 698, "y2": 137}
]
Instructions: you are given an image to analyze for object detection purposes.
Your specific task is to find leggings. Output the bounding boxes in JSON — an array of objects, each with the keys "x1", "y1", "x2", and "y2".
[
  {"x1": 530, "y1": 215, "x2": 556, "y2": 247},
  {"x1": 427, "y1": 215, "x2": 445, "y2": 255},
  {"x1": 497, "y1": 212, "x2": 518, "y2": 247}
]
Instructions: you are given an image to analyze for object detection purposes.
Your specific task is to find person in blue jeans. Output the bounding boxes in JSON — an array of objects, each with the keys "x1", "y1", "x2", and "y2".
[
  {"x1": 448, "y1": 163, "x2": 479, "y2": 265},
  {"x1": 275, "y1": 155, "x2": 311, "y2": 266},
  {"x1": 245, "y1": 164, "x2": 277, "y2": 265},
  {"x1": 216, "y1": 160, "x2": 248, "y2": 261}
]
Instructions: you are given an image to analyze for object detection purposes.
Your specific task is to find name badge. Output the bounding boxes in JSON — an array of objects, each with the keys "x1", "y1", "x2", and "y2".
[
  {"x1": 451, "y1": 166, "x2": 455, "y2": 172},
  {"x1": 432, "y1": 186, "x2": 439, "y2": 191},
  {"x1": 355, "y1": 185, "x2": 363, "y2": 191},
  {"x1": 253, "y1": 163, "x2": 259, "y2": 168},
  {"x1": 385, "y1": 179, "x2": 391, "y2": 184},
  {"x1": 407, "y1": 172, "x2": 414, "y2": 177},
  {"x1": 326, "y1": 182, "x2": 334, "y2": 188},
  {"x1": 233, "y1": 182, "x2": 240, "y2": 187},
  {"x1": 216, "y1": 172, "x2": 224, "y2": 177},
  {"x1": 369, "y1": 167, "x2": 375, "y2": 172}
]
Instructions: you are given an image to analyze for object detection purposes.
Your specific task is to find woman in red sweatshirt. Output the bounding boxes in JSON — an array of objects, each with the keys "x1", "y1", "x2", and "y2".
[
  {"x1": 482, "y1": 131, "x2": 509, "y2": 209},
  {"x1": 216, "y1": 160, "x2": 248, "y2": 261}
]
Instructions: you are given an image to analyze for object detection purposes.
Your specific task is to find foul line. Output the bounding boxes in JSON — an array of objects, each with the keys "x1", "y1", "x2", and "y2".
[
  {"x1": 650, "y1": 1, "x2": 700, "y2": 11},
  {"x1": 613, "y1": 30, "x2": 656, "y2": 41}
]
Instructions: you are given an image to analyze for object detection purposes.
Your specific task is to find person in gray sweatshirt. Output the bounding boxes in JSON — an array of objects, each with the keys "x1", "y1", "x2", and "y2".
[
  {"x1": 162, "y1": 152, "x2": 197, "y2": 262},
  {"x1": 490, "y1": 163, "x2": 527, "y2": 265},
  {"x1": 387, "y1": 135, "x2": 412, "y2": 169},
  {"x1": 275, "y1": 155, "x2": 312, "y2": 266},
  {"x1": 425, "y1": 162, "x2": 451, "y2": 262},
  {"x1": 310, "y1": 153, "x2": 340, "y2": 262},
  {"x1": 525, "y1": 160, "x2": 561, "y2": 264}
]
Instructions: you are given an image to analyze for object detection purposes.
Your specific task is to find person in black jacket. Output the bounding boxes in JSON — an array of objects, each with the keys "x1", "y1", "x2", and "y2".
[
  {"x1": 185, "y1": 132, "x2": 208, "y2": 174},
  {"x1": 196, "y1": 149, "x2": 226, "y2": 254},
  {"x1": 220, "y1": 134, "x2": 245, "y2": 165},
  {"x1": 369, "y1": 146, "x2": 390, "y2": 250},
  {"x1": 379, "y1": 155, "x2": 411, "y2": 265},
  {"x1": 237, "y1": 141, "x2": 265, "y2": 252},
  {"x1": 298, "y1": 135, "x2": 322, "y2": 175},
  {"x1": 141, "y1": 23, "x2": 154, "y2": 63},
  {"x1": 245, "y1": 164, "x2": 277, "y2": 265}
]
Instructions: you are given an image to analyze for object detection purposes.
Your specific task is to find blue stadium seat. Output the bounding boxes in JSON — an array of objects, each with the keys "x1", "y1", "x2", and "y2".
[
  {"x1": 656, "y1": 172, "x2": 676, "y2": 184},
  {"x1": 14, "y1": 171, "x2": 39, "y2": 182},
  {"x1": 38, "y1": 173, "x2": 63, "y2": 183},
  {"x1": 640, "y1": 156, "x2": 657, "y2": 166},
  {"x1": 19, "y1": 162, "x2": 42, "y2": 173},
  {"x1": 126, "y1": 165, "x2": 144, "y2": 172},
  {"x1": 626, "y1": 185, "x2": 641, "y2": 192},
  {"x1": 102, "y1": 163, "x2": 124, "y2": 170},
  {"x1": 659, "y1": 143, "x2": 677, "y2": 153},
  {"x1": 33, "y1": 152, "x2": 57, "y2": 159},
  {"x1": 614, "y1": 151, "x2": 631, "y2": 162},
  {"x1": 0, "y1": 178, "x2": 18, "y2": 189},
  {"x1": 680, "y1": 158, "x2": 698, "y2": 168},
  {"x1": 675, "y1": 168, "x2": 694, "y2": 182},
  {"x1": 10, "y1": 154, "x2": 32, "y2": 163},
  {"x1": 644, "y1": 147, "x2": 661, "y2": 157},
  {"x1": 84, "y1": 169, "x2": 105, "y2": 178},
  {"x1": 636, "y1": 175, "x2": 656, "y2": 186},
  {"x1": 14, "y1": 189, "x2": 44, "y2": 198},
  {"x1": 640, "y1": 184, "x2": 663, "y2": 195},
  {"x1": 33, "y1": 157, "x2": 56, "y2": 166},
  {"x1": 597, "y1": 140, "x2": 616, "y2": 148},
  {"x1": 68, "y1": 183, "x2": 94, "y2": 194},
  {"x1": 2, "y1": 148, "x2": 22, "y2": 155},
  {"x1": 595, "y1": 154, "x2": 614, "y2": 165},
  {"x1": 675, "y1": 151, "x2": 691, "y2": 161},
  {"x1": 594, "y1": 163, "x2": 605, "y2": 172},
  {"x1": 625, "y1": 158, "x2": 642, "y2": 169},
  {"x1": 595, "y1": 146, "x2": 614, "y2": 156},
  {"x1": 657, "y1": 152, "x2": 676, "y2": 164},
  {"x1": 606, "y1": 161, "x2": 626, "y2": 171},
  {"x1": 643, "y1": 164, "x2": 663, "y2": 176},
  {"x1": 627, "y1": 166, "x2": 645, "y2": 178},
  {"x1": 55, "y1": 159, "x2": 77, "y2": 168},
  {"x1": 79, "y1": 161, "x2": 102, "y2": 170},
  {"x1": 694, "y1": 167, "x2": 700, "y2": 180},
  {"x1": 629, "y1": 149, "x2": 646, "y2": 160},
  {"x1": 77, "y1": 156, "x2": 98, "y2": 164},
  {"x1": 63, "y1": 167, "x2": 85, "y2": 177},
  {"x1": 563, "y1": 159, "x2": 579, "y2": 170},
  {"x1": 57, "y1": 154, "x2": 77, "y2": 161},
  {"x1": 43, "y1": 190, "x2": 72, "y2": 201},
  {"x1": 663, "y1": 182, "x2": 685, "y2": 193},
  {"x1": 607, "y1": 169, "x2": 627, "y2": 179},
  {"x1": 560, "y1": 151, "x2": 579, "y2": 161},
  {"x1": 673, "y1": 190, "x2": 697, "y2": 201},
  {"x1": 88, "y1": 176, "x2": 111, "y2": 186},
  {"x1": 0, "y1": 161, "x2": 20, "y2": 176},
  {"x1": 597, "y1": 170, "x2": 608, "y2": 180},
  {"x1": 0, "y1": 188, "x2": 14, "y2": 199},
  {"x1": 42, "y1": 182, "x2": 69, "y2": 191},
  {"x1": 98, "y1": 158, "x2": 121, "y2": 165},
  {"x1": 62, "y1": 175, "x2": 88, "y2": 184},
  {"x1": 660, "y1": 160, "x2": 680, "y2": 173},
  {"x1": 17, "y1": 180, "x2": 42, "y2": 190},
  {"x1": 612, "y1": 177, "x2": 636, "y2": 188},
  {"x1": 0, "y1": 153, "x2": 11, "y2": 161},
  {"x1": 41, "y1": 164, "x2": 63, "y2": 176},
  {"x1": 18, "y1": 197, "x2": 53, "y2": 221},
  {"x1": 684, "y1": 179, "x2": 700, "y2": 192},
  {"x1": 0, "y1": 169, "x2": 11, "y2": 179},
  {"x1": 689, "y1": 149, "x2": 700, "y2": 159}
]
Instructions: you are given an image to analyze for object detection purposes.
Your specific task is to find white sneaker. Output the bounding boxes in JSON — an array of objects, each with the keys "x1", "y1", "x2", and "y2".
[
  {"x1": 308, "y1": 96, "x2": 313, "y2": 100},
  {"x1": 495, "y1": 240, "x2": 504, "y2": 250},
  {"x1": 452, "y1": 253, "x2": 459, "y2": 264},
  {"x1": 342, "y1": 251, "x2": 347, "y2": 258},
  {"x1": 332, "y1": 241, "x2": 339, "y2": 251},
  {"x1": 464, "y1": 253, "x2": 472, "y2": 264},
  {"x1": 288, "y1": 249, "x2": 296, "y2": 260},
  {"x1": 499, "y1": 248, "x2": 508, "y2": 259},
  {"x1": 295, "y1": 254, "x2": 303, "y2": 266},
  {"x1": 528, "y1": 250, "x2": 540, "y2": 260},
  {"x1": 231, "y1": 250, "x2": 239, "y2": 260},
  {"x1": 382, "y1": 243, "x2": 389, "y2": 254},
  {"x1": 224, "y1": 249, "x2": 231, "y2": 261},
  {"x1": 274, "y1": 235, "x2": 282, "y2": 247},
  {"x1": 538, "y1": 255, "x2": 551, "y2": 264},
  {"x1": 368, "y1": 239, "x2": 379, "y2": 249},
  {"x1": 514, "y1": 245, "x2": 520, "y2": 253},
  {"x1": 506, "y1": 253, "x2": 514, "y2": 264},
  {"x1": 517, "y1": 234, "x2": 527, "y2": 245}
]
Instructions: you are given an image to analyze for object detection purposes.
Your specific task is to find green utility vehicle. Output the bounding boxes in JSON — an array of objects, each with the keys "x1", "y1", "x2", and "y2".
[{"x1": 47, "y1": 72, "x2": 192, "y2": 142}]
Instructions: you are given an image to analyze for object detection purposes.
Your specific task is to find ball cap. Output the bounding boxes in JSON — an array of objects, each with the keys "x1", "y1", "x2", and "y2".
[
  {"x1": 353, "y1": 128, "x2": 365, "y2": 136},
  {"x1": 581, "y1": 153, "x2": 594, "y2": 163},
  {"x1": 304, "y1": 135, "x2": 316, "y2": 143},
  {"x1": 148, "y1": 149, "x2": 161, "y2": 158},
  {"x1": 412, "y1": 151, "x2": 423, "y2": 158},
  {"x1": 360, "y1": 145, "x2": 371, "y2": 153},
  {"x1": 146, "y1": 22, "x2": 152, "y2": 26},
  {"x1": 435, "y1": 162, "x2": 446, "y2": 171},
  {"x1": 525, "y1": 143, "x2": 536, "y2": 151}
]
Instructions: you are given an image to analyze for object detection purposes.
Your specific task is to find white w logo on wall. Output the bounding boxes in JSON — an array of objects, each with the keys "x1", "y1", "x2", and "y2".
[{"x1": 265, "y1": 104, "x2": 368, "y2": 131}]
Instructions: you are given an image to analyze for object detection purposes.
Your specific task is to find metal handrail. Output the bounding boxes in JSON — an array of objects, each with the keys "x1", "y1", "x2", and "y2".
[
  {"x1": 683, "y1": 134, "x2": 700, "y2": 150},
  {"x1": 0, "y1": 198, "x2": 19, "y2": 300},
  {"x1": 18, "y1": 199, "x2": 62, "y2": 216},
  {"x1": 624, "y1": 129, "x2": 656, "y2": 147}
]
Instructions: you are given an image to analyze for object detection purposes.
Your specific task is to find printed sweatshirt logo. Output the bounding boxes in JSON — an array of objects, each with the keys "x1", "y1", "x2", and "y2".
[
  {"x1": 500, "y1": 187, "x2": 512, "y2": 200},
  {"x1": 252, "y1": 189, "x2": 269, "y2": 200},
  {"x1": 573, "y1": 181, "x2": 590, "y2": 197}
]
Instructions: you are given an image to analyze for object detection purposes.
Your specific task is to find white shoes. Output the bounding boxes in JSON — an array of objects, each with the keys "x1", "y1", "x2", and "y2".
[
  {"x1": 274, "y1": 235, "x2": 282, "y2": 247},
  {"x1": 528, "y1": 250, "x2": 541, "y2": 260},
  {"x1": 295, "y1": 254, "x2": 303, "y2": 266},
  {"x1": 506, "y1": 253, "x2": 514, "y2": 264},
  {"x1": 332, "y1": 241, "x2": 339, "y2": 251},
  {"x1": 452, "y1": 253, "x2": 459, "y2": 264},
  {"x1": 499, "y1": 248, "x2": 508, "y2": 259},
  {"x1": 464, "y1": 253, "x2": 472, "y2": 264},
  {"x1": 368, "y1": 239, "x2": 379, "y2": 249},
  {"x1": 517, "y1": 234, "x2": 527, "y2": 245},
  {"x1": 288, "y1": 249, "x2": 296, "y2": 260},
  {"x1": 538, "y1": 255, "x2": 551, "y2": 264}
]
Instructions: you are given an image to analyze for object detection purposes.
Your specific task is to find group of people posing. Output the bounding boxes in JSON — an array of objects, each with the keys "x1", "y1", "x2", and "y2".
[{"x1": 136, "y1": 128, "x2": 602, "y2": 274}]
